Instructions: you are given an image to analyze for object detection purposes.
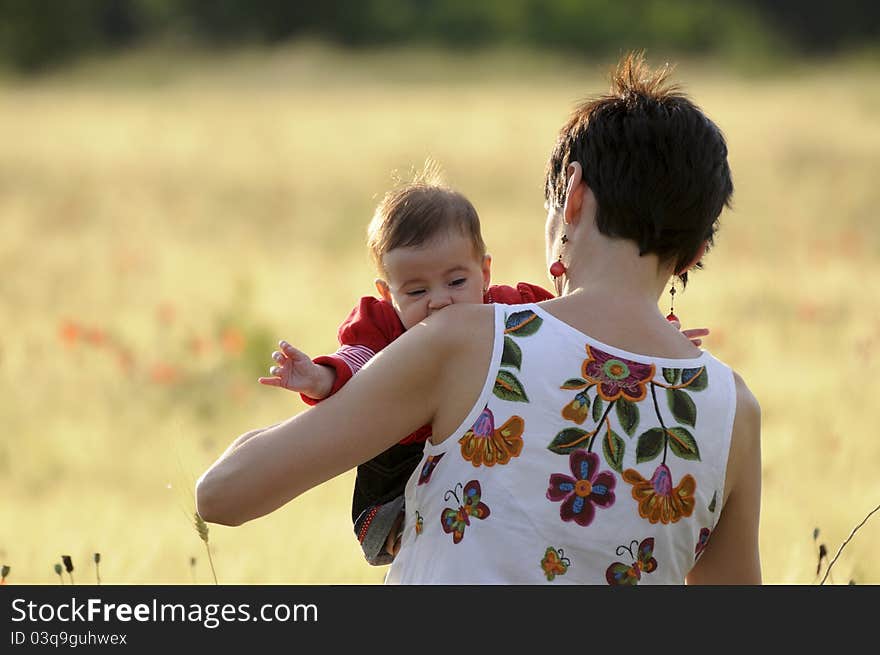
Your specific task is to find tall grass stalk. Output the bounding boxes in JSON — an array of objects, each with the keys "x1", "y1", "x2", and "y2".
[
  {"x1": 194, "y1": 512, "x2": 218, "y2": 584},
  {"x1": 820, "y1": 502, "x2": 880, "y2": 585}
]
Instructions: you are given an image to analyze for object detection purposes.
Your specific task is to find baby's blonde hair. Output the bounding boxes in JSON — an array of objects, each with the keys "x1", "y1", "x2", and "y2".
[{"x1": 367, "y1": 159, "x2": 486, "y2": 274}]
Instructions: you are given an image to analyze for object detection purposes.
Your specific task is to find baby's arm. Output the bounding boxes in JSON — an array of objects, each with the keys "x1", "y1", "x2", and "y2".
[
  {"x1": 667, "y1": 316, "x2": 710, "y2": 348},
  {"x1": 258, "y1": 342, "x2": 336, "y2": 400},
  {"x1": 260, "y1": 297, "x2": 405, "y2": 405}
]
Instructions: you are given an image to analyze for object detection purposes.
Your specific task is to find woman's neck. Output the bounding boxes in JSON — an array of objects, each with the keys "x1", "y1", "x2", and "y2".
[{"x1": 558, "y1": 230, "x2": 670, "y2": 309}]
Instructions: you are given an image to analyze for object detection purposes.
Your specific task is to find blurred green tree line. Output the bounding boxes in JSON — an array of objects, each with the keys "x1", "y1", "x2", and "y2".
[{"x1": 0, "y1": 0, "x2": 877, "y2": 72}]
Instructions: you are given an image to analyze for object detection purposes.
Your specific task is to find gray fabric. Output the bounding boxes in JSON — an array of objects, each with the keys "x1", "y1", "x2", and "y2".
[{"x1": 358, "y1": 495, "x2": 405, "y2": 566}]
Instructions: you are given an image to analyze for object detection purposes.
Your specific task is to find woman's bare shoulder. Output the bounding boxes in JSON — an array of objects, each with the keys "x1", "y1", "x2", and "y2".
[
  {"x1": 732, "y1": 370, "x2": 761, "y2": 439},
  {"x1": 411, "y1": 303, "x2": 496, "y2": 344},
  {"x1": 723, "y1": 369, "x2": 762, "y2": 508}
]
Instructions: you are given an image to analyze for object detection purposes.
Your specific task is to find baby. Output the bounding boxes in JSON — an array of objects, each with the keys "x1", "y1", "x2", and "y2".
[{"x1": 259, "y1": 173, "x2": 553, "y2": 564}]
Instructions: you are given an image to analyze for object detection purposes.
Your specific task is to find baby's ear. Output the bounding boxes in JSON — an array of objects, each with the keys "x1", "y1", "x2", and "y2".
[
  {"x1": 481, "y1": 254, "x2": 492, "y2": 291},
  {"x1": 375, "y1": 279, "x2": 393, "y2": 303}
]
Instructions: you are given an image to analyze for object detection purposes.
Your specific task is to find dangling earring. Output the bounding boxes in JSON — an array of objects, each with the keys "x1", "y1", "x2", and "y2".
[
  {"x1": 550, "y1": 234, "x2": 568, "y2": 278},
  {"x1": 666, "y1": 279, "x2": 678, "y2": 322}
]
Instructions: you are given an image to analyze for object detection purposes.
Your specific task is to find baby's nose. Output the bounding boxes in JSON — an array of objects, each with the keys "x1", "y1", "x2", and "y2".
[{"x1": 427, "y1": 292, "x2": 452, "y2": 311}]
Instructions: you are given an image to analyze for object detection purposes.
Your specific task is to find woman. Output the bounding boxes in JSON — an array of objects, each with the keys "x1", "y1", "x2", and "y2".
[{"x1": 196, "y1": 53, "x2": 762, "y2": 584}]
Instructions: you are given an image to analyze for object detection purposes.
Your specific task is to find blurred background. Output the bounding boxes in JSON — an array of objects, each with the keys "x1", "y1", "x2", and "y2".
[{"x1": 1, "y1": 0, "x2": 878, "y2": 585}]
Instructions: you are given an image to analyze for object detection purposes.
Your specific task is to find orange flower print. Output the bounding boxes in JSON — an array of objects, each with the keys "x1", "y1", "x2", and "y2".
[
  {"x1": 623, "y1": 464, "x2": 695, "y2": 525},
  {"x1": 583, "y1": 345, "x2": 655, "y2": 403},
  {"x1": 561, "y1": 391, "x2": 590, "y2": 424},
  {"x1": 459, "y1": 406, "x2": 524, "y2": 467}
]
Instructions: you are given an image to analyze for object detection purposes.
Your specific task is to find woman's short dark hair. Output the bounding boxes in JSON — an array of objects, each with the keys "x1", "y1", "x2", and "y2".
[{"x1": 544, "y1": 51, "x2": 733, "y2": 284}]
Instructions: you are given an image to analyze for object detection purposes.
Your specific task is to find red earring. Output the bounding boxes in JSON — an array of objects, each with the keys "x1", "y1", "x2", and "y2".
[
  {"x1": 550, "y1": 234, "x2": 568, "y2": 278},
  {"x1": 666, "y1": 282, "x2": 678, "y2": 322}
]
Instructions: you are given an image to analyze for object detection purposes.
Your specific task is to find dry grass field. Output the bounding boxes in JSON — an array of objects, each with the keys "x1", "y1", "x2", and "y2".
[{"x1": 1, "y1": 44, "x2": 878, "y2": 584}]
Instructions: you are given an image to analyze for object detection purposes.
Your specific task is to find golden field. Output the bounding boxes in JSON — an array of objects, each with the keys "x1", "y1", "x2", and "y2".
[{"x1": 1, "y1": 44, "x2": 878, "y2": 584}]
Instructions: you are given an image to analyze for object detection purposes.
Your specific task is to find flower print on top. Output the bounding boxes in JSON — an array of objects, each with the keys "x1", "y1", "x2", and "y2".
[
  {"x1": 622, "y1": 463, "x2": 696, "y2": 525},
  {"x1": 440, "y1": 480, "x2": 491, "y2": 544},
  {"x1": 546, "y1": 451, "x2": 616, "y2": 526},
  {"x1": 561, "y1": 391, "x2": 590, "y2": 425},
  {"x1": 584, "y1": 345, "x2": 656, "y2": 403},
  {"x1": 551, "y1": 342, "x2": 713, "y2": 483},
  {"x1": 418, "y1": 453, "x2": 445, "y2": 485},
  {"x1": 458, "y1": 406, "x2": 524, "y2": 467}
]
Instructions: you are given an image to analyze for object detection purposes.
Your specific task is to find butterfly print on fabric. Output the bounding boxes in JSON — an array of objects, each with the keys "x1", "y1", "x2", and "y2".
[
  {"x1": 440, "y1": 480, "x2": 491, "y2": 544},
  {"x1": 541, "y1": 547, "x2": 571, "y2": 581},
  {"x1": 605, "y1": 538, "x2": 658, "y2": 585}
]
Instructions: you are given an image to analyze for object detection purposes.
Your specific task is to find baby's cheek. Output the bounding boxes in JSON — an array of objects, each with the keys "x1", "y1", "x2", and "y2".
[
  {"x1": 400, "y1": 305, "x2": 428, "y2": 330},
  {"x1": 463, "y1": 288, "x2": 486, "y2": 305}
]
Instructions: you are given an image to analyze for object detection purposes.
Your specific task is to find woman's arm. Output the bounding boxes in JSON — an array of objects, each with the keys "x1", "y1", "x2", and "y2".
[
  {"x1": 196, "y1": 304, "x2": 494, "y2": 526},
  {"x1": 686, "y1": 371, "x2": 762, "y2": 584},
  {"x1": 211, "y1": 424, "x2": 280, "y2": 463}
]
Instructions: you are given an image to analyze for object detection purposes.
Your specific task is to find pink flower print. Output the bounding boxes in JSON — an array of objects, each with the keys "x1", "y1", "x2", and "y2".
[{"x1": 583, "y1": 345, "x2": 656, "y2": 403}]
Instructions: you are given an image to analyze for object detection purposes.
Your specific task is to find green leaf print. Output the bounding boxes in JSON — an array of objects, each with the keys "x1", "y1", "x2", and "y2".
[
  {"x1": 667, "y1": 388, "x2": 697, "y2": 427},
  {"x1": 663, "y1": 367, "x2": 681, "y2": 385},
  {"x1": 682, "y1": 367, "x2": 708, "y2": 391},
  {"x1": 615, "y1": 398, "x2": 640, "y2": 436},
  {"x1": 501, "y1": 336, "x2": 522, "y2": 370},
  {"x1": 666, "y1": 427, "x2": 701, "y2": 461},
  {"x1": 504, "y1": 310, "x2": 543, "y2": 337},
  {"x1": 602, "y1": 429, "x2": 626, "y2": 473},
  {"x1": 592, "y1": 396, "x2": 604, "y2": 423},
  {"x1": 493, "y1": 369, "x2": 529, "y2": 402},
  {"x1": 708, "y1": 491, "x2": 717, "y2": 512},
  {"x1": 636, "y1": 428, "x2": 665, "y2": 463},
  {"x1": 560, "y1": 378, "x2": 589, "y2": 390},
  {"x1": 547, "y1": 428, "x2": 591, "y2": 455}
]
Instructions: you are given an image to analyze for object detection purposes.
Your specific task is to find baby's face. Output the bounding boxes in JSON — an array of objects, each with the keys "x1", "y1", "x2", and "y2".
[{"x1": 377, "y1": 231, "x2": 491, "y2": 330}]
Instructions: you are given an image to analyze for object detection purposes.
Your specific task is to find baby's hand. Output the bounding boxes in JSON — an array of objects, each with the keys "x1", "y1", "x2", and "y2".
[
  {"x1": 667, "y1": 317, "x2": 710, "y2": 348},
  {"x1": 258, "y1": 341, "x2": 334, "y2": 399}
]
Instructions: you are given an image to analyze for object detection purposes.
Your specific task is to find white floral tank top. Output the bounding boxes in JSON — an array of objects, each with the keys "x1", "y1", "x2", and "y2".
[{"x1": 386, "y1": 303, "x2": 736, "y2": 584}]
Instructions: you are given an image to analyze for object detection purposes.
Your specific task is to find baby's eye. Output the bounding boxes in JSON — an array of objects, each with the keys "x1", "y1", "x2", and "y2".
[
  {"x1": 406, "y1": 289, "x2": 426, "y2": 297},
  {"x1": 449, "y1": 278, "x2": 467, "y2": 287}
]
